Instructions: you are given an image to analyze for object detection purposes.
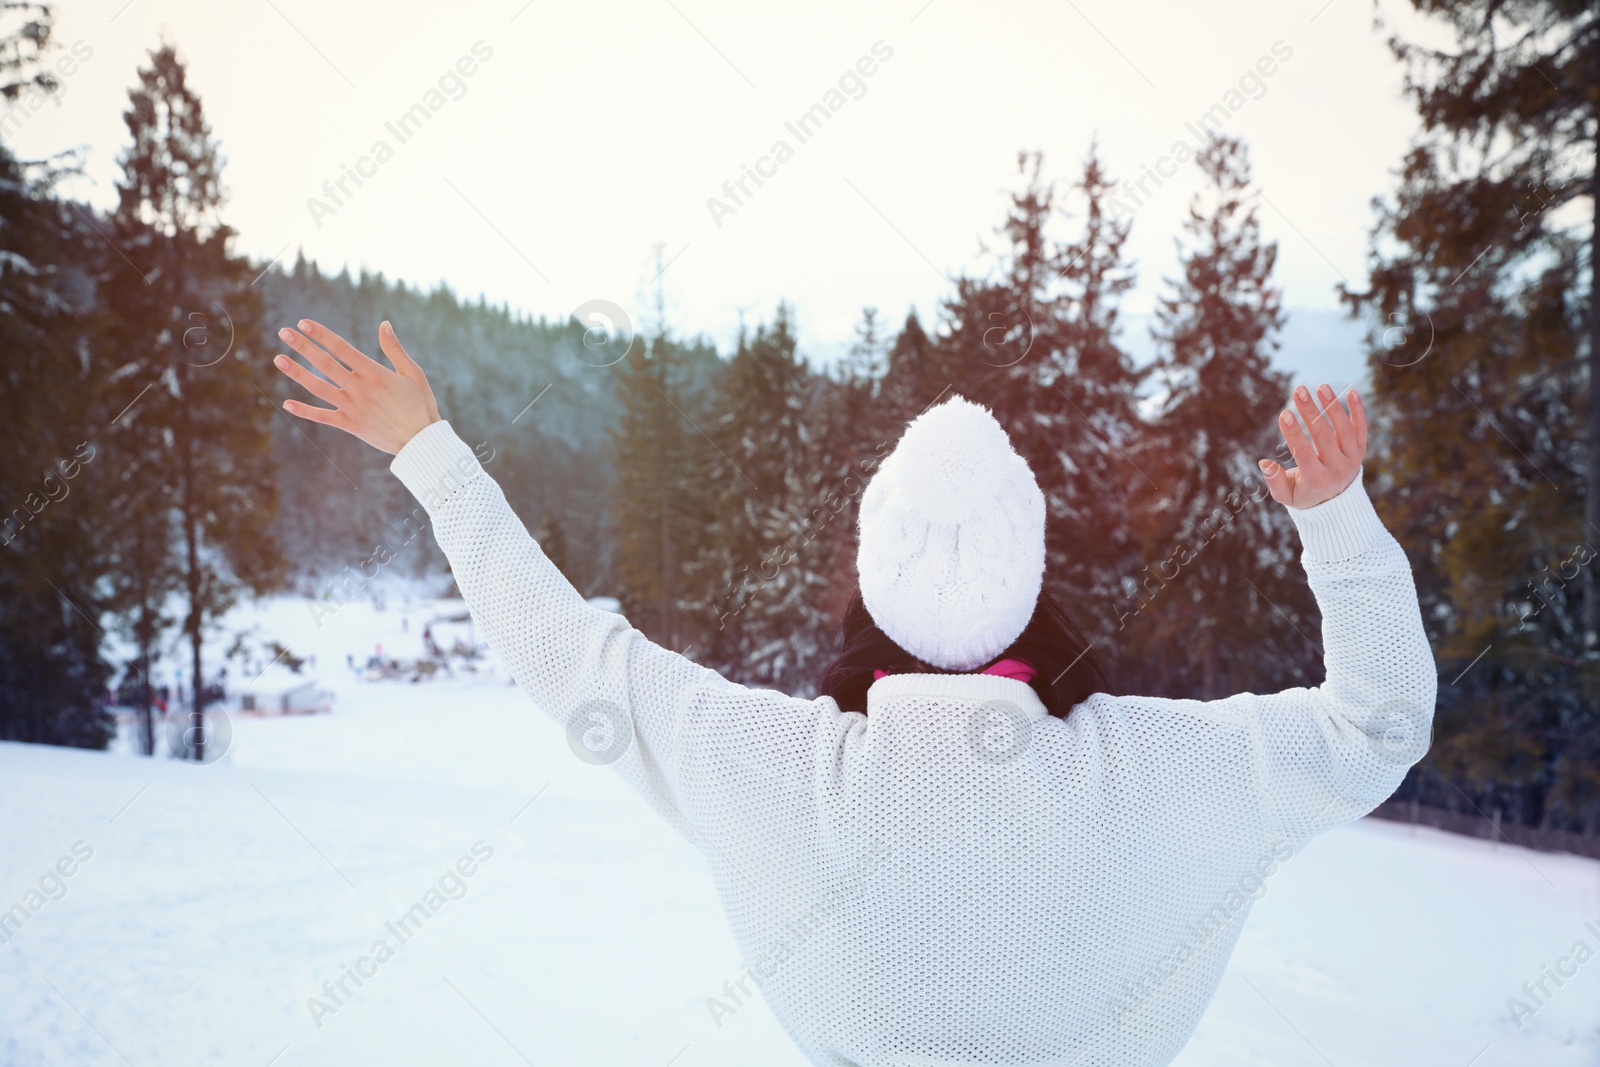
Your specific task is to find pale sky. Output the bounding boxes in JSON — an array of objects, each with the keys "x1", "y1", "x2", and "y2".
[{"x1": 8, "y1": 0, "x2": 1433, "y2": 366}]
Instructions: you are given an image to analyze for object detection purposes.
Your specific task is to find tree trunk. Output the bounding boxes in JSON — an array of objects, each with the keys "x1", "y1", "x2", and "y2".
[
  {"x1": 660, "y1": 480, "x2": 676, "y2": 650},
  {"x1": 188, "y1": 551, "x2": 202, "y2": 761},
  {"x1": 138, "y1": 640, "x2": 153, "y2": 757},
  {"x1": 1201, "y1": 628, "x2": 1219, "y2": 700},
  {"x1": 182, "y1": 364, "x2": 204, "y2": 762},
  {"x1": 1586, "y1": 110, "x2": 1600, "y2": 659}
]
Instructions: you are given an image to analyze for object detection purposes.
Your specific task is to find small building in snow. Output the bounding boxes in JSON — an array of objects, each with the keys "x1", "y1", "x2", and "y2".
[{"x1": 234, "y1": 665, "x2": 324, "y2": 715}]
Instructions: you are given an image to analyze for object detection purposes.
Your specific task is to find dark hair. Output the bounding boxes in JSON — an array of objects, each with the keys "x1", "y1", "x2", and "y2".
[{"x1": 817, "y1": 585, "x2": 1110, "y2": 718}]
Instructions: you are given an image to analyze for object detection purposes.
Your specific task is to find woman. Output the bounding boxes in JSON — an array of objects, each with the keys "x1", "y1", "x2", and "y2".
[{"x1": 274, "y1": 318, "x2": 1436, "y2": 1067}]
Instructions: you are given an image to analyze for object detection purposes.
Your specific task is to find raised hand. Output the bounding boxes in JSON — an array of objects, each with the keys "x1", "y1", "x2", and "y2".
[
  {"x1": 1258, "y1": 383, "x2": 1366, "y2": 509},
  {"x1": 273, "y1": 319, "x2": 441, "y2": 455}
]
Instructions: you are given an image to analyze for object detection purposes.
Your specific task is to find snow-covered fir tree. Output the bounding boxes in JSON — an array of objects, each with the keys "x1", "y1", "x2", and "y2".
[{"x1": 1131, "y1": 135, "x2": 1315, "y2": 700}]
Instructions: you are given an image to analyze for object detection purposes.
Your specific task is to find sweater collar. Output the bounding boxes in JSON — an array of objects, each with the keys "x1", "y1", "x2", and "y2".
[{"x1": 865, "y1": 671, "x2": 1050, "y2": 719}]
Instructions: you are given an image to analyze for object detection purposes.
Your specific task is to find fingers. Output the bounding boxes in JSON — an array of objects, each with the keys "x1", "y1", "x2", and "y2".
[
  {"x1": 1276, "y1": 407, "x2": 1317, "y2": 470},
  {"x1": 280, "y1": 326, "x2": 355, "y2": 382},
  {"x1": 1256, "y1": 457, "x2": 1293, "y2": 506},
  {"x1": 282, "y1": 397, "x2": 346, "y2": 428},
  {"x1": 1291, "y1": 385, "x2": 1338, "y2": 461},
  {"x1": 1317, "y1": 383, "x2": 1358, "y2": 458},
  {"x1": 297, "y1": 319, "x2": 383, "y2": 375},
  {"x1": 1349, "y1": 389, "x2": 1368, "y2": 458},
  {"x1": 273, "y1": 353, "x2": 344, "y2": 406},
  {"x1": 378, "y1": 321, "x2": 425, "y2": 380}
]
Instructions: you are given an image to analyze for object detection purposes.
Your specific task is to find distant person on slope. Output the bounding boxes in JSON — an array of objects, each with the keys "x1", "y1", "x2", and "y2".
[{"x1": 274, "y1": 318, "x2": 1437, "y2": 1067}]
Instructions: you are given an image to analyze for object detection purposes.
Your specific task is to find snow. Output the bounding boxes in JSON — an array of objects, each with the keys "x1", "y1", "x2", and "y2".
[{"x1": 2, "y1": 589, "x2": 1597, "y2": 1066}]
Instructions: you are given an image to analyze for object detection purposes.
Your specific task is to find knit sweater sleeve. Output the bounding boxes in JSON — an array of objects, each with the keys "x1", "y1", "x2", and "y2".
[
  {"x1": 387, "y1": 419, "x2": 771, "y2": 848},
  {"x1": 1237, "y1": 465, "x2": 1438, "y2": 847}
]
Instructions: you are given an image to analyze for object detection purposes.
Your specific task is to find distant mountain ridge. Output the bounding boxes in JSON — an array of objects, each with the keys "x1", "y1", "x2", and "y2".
[{"x1": 1121, "y1": 306, "x2": 1375, "y2": 394}]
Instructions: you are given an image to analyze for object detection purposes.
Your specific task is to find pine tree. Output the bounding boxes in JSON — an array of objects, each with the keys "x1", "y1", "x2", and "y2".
[
  {"x1": 878, "y1": 309, "x2": 946, "y2": 422},
  {"x1": 0, "y1": 3, "x2": 116, "y2": 748},
  {"x1": 689, "y1": 306, "x2": 834, "y2": 693},
  {"x1": 1027, "y1": 146, "x2": 1144, "y2": 667},
  {"x1": 806, "y1": 308, "x2": 901, "y2": 631},
  {"x1": 610, "y1": 328, "x2": 716, "y2": 649},
  {"x1": 917, "y1": 153, "x2": 1065, "y2": 429},
  {"x1": 1339, "y1": 0, "x2": 1596, "y2": 830},
  {"x1": 930, "y1": 149, "x2": 1145, "y2": 680},
  {"x1": 95, "y1": 39, "x2": 284, "y2": 759},
  {"x1": 1131, "y1": 136, "x2": 1315, "y2": 700}
]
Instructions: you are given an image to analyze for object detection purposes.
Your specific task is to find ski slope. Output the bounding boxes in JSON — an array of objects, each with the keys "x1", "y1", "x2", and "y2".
[{"x1": 2, "y1": 590, "x2": 1597, "y2": 1066}]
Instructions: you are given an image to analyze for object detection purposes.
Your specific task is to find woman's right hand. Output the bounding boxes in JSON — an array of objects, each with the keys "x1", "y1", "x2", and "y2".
[
  {"x1": 273, "y1": 319, "x2": 441, "y2": 455},
  {"x1": 1258, "y1": 383, "x2": 1366, "y2": 509}
]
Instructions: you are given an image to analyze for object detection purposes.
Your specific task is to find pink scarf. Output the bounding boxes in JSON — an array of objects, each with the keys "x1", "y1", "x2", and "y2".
[{"x1": 872, "y1": 657, "x2": 1037, "y2": 684}]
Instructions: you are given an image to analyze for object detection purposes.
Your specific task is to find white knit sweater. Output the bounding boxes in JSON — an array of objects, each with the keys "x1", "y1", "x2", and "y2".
[{"x1": 391, "y1": 420, "x2": 1437, "y2": 1067}]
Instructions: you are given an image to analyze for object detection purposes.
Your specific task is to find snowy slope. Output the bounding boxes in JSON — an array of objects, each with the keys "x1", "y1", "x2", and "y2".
[{"x1": 2, "y1": 591, "x2": 1597, "y2": 1066}]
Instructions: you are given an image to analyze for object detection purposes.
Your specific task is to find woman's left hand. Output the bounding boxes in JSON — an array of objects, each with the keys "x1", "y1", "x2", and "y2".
[{"x1": 273, "y1": 319, "x2": 441, "y2": 455}]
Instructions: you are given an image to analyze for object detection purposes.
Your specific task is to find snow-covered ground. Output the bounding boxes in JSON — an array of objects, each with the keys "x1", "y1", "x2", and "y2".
[{"x1": 3, "y1": 589, "x2": 1598, "y2": 1066}]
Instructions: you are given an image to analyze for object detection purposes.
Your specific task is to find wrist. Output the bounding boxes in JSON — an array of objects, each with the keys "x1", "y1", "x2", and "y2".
[
  {"x1": 391, "y1": 414, "x2": 442, "y2": 456},
  {"x1": 390, "y1": 420, "x2": 484, "y2": 510},
  {"x1": 1292, "y1": 468, "x2": 1361, "y2": 511},
  {"x1": 1286, "y1": 465, "x2": 1383, "y2": 563}
]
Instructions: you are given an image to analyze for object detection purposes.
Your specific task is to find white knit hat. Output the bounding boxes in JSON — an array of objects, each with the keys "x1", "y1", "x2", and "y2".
[{"x1": 856, "y1": 394, "x2": 1046, "y2": 671}]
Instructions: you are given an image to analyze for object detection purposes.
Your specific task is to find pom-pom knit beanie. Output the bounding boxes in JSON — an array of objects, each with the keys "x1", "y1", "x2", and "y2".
[{"x1": 856, "y1": 394, "x2": 1046, "y2": 672}]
